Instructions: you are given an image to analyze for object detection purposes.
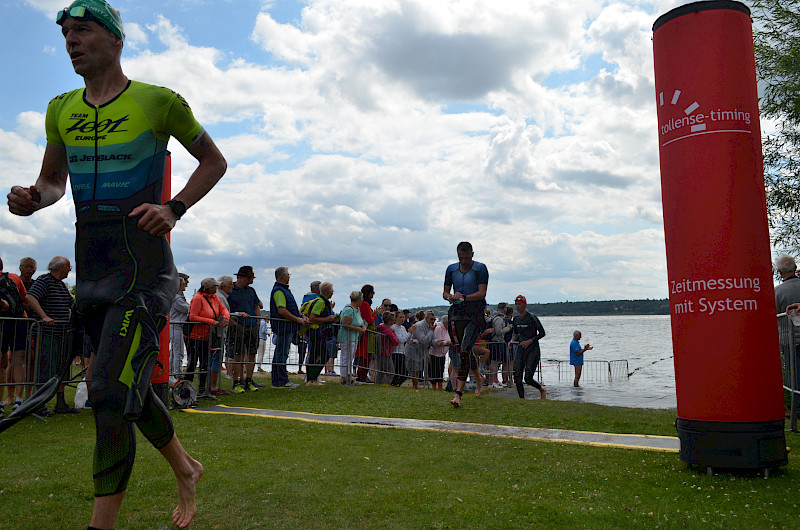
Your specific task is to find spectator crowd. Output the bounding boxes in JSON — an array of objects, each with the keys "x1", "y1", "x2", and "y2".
[
  {"x1": 2, "y1": 256, "x2": 599, "y2": 414},
  {"x1": 167, "y1": 265, "x2": 560, "y2": 398}
]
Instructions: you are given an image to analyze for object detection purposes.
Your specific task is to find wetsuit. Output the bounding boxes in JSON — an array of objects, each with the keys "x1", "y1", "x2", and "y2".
[
  {"x1": 512, "y1": 312, "x2": 546, "y2": 398},
  {"x1": 444, "y1": 261, "x2": 488, "y2": 381},
  {"x1": 45, "y1": 80, "x2": 204, "y2": 496}
]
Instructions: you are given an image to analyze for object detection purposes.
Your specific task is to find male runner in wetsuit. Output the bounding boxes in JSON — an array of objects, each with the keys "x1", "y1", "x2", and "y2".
[
  {"x1": 511, "y1": 295, "x2": 547, "y2": 399},
  {"x1": 6, "y1": 2, "x2": 226, "y2": 528},
  {"x1": 443, "y1": 241, "x2": 488, "y2": 407}
]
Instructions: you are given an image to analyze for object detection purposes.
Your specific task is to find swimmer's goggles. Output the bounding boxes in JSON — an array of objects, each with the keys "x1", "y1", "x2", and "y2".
[{"x1": 56, "y1": 1, "x2": 125, "y2": 41}]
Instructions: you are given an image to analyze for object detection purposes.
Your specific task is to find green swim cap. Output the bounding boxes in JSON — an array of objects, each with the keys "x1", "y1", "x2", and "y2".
[{"x1": 56, "y1": 0, "x2": 125, "y2": 41}]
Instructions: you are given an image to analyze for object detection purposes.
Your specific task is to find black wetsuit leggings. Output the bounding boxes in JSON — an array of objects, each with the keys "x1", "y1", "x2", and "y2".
[
  {"x1": 83, "y1": 303, "x2": 174, "y2": 497},
  {"x1": 452, "y1": 319, "x2": 481, "y2": 382},
  {"x1": 514, "y1": 343, "x2": 543, "y2": 398}
]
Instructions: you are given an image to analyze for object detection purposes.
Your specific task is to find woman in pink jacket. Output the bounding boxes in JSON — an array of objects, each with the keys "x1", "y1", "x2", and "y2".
[
  {"x1": 374, "y1": 312, "x2": 399, "y2": 384},
  {"x1": 187, "y1": 278, "x2": 230, "y2": 393}
]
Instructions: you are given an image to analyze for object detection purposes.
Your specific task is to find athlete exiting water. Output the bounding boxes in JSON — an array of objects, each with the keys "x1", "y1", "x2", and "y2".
[
  {"x1": 7, "y1": 2, "x2": 226, "y2": 528},
  {"x1": 443, "y1": 241, "x2": 488, "y2": 407},
  {"x1": 511, "y1": 295, "x2": 547, "y2": 400}
]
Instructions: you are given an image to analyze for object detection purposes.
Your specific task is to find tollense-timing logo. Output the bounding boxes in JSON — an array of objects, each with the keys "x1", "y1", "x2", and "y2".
[{"x1": 657, "y1": 89, "x2": 752, "y2": 147}]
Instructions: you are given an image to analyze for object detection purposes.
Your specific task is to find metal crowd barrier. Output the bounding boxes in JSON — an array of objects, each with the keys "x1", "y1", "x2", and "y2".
[
  {"x1": 170, "y1": 313, "x2": 635, "y2": 392},
  {"x1": 225, "y1": 317, "x2": 522, "y2": 389},
  {"x1": 550, "y1": 359, "x2": 629, "y2": 384},
  {"x1": 777, "y1": 312, "x2": 798, "y2": 432},
  {"x1": 1, "y1": 317, "x2": 38, "y2": 406},
  {"x1": 1, "y1": 317, "x2": 86, "y2": 412},
  {"x1": 169, "y1": 320, "x2": 215, "y2": 397}
]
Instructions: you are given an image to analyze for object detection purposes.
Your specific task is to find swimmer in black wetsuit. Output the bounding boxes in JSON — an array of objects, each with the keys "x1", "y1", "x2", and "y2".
[
  {"x1": 7, "y1": 2, "x2": 226, "y2": 528},
  {"x1": 511, "y1": 295, "x2": 547, "y2": 400}
]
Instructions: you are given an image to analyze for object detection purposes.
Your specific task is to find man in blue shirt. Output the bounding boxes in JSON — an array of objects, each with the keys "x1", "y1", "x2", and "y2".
[
  {"x1": 443, "y1": 241, "x2": 488, "y2": 407},
  {"x1": 570, "y1": 330, "x2": 592, "y2": 387},
  {"x1": 227, "y1": 266, "x2": 262, "y2": 393}
]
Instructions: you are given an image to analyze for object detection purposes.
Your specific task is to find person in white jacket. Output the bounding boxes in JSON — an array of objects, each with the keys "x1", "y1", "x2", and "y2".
[
  {"x1": 390, "y1": 311, "x2": 410, "y2": 386},
  {"x1": 430, "y1": 317, "x2": 451, "y2": 391}
]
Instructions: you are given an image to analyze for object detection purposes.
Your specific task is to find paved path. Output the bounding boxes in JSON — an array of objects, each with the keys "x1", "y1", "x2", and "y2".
[{"x1": 186, "y1": 405, "x2": 679, "y2": 452}]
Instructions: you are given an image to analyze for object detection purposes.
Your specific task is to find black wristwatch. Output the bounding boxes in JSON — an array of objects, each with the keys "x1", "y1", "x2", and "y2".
[{"x1": 165, "y1": 199, "x2": 187, "y2": 220}]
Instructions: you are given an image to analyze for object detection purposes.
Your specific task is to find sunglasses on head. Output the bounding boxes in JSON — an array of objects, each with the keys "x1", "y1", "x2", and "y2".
[{"x1": 57, "y1": 6, "x2": 90, "y2": 24}]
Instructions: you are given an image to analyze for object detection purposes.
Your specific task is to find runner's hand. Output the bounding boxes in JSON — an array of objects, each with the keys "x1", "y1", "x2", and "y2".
[
  {"x1": 129, "y1": 203, "x2": 177, "y2": 237},
  {"x1": 7, "y1": 185, "x2": 41, "y2": 216}
]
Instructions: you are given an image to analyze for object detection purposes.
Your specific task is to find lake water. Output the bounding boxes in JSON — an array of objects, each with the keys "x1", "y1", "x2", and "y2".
[{"x1": 536, "y1": 314, "x2": 676, "y2": 394}]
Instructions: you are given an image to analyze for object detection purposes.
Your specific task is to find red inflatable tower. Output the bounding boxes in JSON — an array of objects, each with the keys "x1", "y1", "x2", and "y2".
[{"x1": 653, "y1": 0, "x2": 787, "y2": 470}]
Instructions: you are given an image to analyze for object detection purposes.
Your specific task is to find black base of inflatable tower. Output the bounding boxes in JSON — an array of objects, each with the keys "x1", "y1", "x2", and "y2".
[{"x1": 677, "y1": 418, "x2": 788, "y2": 471}]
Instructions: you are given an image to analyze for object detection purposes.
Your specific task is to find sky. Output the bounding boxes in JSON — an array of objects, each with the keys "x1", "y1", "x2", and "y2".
[{"x1": 0, "y1": 0, "x2": 766, "y2": 310}]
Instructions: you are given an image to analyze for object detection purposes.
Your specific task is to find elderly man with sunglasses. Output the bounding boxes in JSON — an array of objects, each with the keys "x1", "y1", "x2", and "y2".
[{"x1": 7, "y1": 1, "x2": 226, "y2": 528}]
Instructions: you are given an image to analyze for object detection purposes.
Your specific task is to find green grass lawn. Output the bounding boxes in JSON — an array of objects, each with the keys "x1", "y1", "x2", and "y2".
[{"x1": 1, "y1": 376, "x2": 798, "y2": 529}]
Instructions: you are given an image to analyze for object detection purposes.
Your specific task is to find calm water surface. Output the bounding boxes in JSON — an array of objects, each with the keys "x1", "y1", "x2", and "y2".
[{"x1": 536, "y1": 314, "x2": 675, "y2": 393}]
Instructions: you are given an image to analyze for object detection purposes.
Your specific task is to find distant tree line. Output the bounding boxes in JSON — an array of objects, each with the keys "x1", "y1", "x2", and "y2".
[{"x1": 414, "y1": 299, "x2": 670, "y2": 317}]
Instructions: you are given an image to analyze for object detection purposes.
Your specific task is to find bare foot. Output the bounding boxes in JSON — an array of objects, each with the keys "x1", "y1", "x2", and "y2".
[
  {"x1": 172, "y1": 457, "x2": 204, "y2": 528},
  {"x1": 540, "y1": 387, "x2": 547, "y2": 400},
  {"x1": 475, "y1": 380, "x2": 482, "y2": 397},
  {"x1": 450, "y1": 394, "x2": 461, "y2": 407}
]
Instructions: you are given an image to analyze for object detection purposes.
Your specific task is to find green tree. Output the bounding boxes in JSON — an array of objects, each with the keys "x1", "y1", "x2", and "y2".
[{"x1": 752, "y1": 1, "x2": 800, "y2": 251}]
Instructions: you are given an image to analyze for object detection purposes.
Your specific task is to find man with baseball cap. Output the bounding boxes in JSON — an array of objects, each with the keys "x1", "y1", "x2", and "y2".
[
  {"x1": 511, "y1": 295, "x2": 547, "y2": 400},
  {"x1": 7, "y1": 1, "x2": 226, "y2": 527}
]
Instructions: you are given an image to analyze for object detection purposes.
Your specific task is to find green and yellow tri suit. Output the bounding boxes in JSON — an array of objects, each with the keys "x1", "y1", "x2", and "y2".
[
  {"x1": 46, "y1": 79, "x2": 203, "y2": 309},
  {"x1": 45, "y1": 80, "x2": 204, "y2": 496}
]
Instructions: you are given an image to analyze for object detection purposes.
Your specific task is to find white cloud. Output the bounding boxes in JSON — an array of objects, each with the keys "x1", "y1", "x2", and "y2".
[
  {"x1": 251, "y1": 12, "x2": 315, "y2": 65},
  {"x1": 122, "y1": 22, "x2": 148, "y2": 48}
]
